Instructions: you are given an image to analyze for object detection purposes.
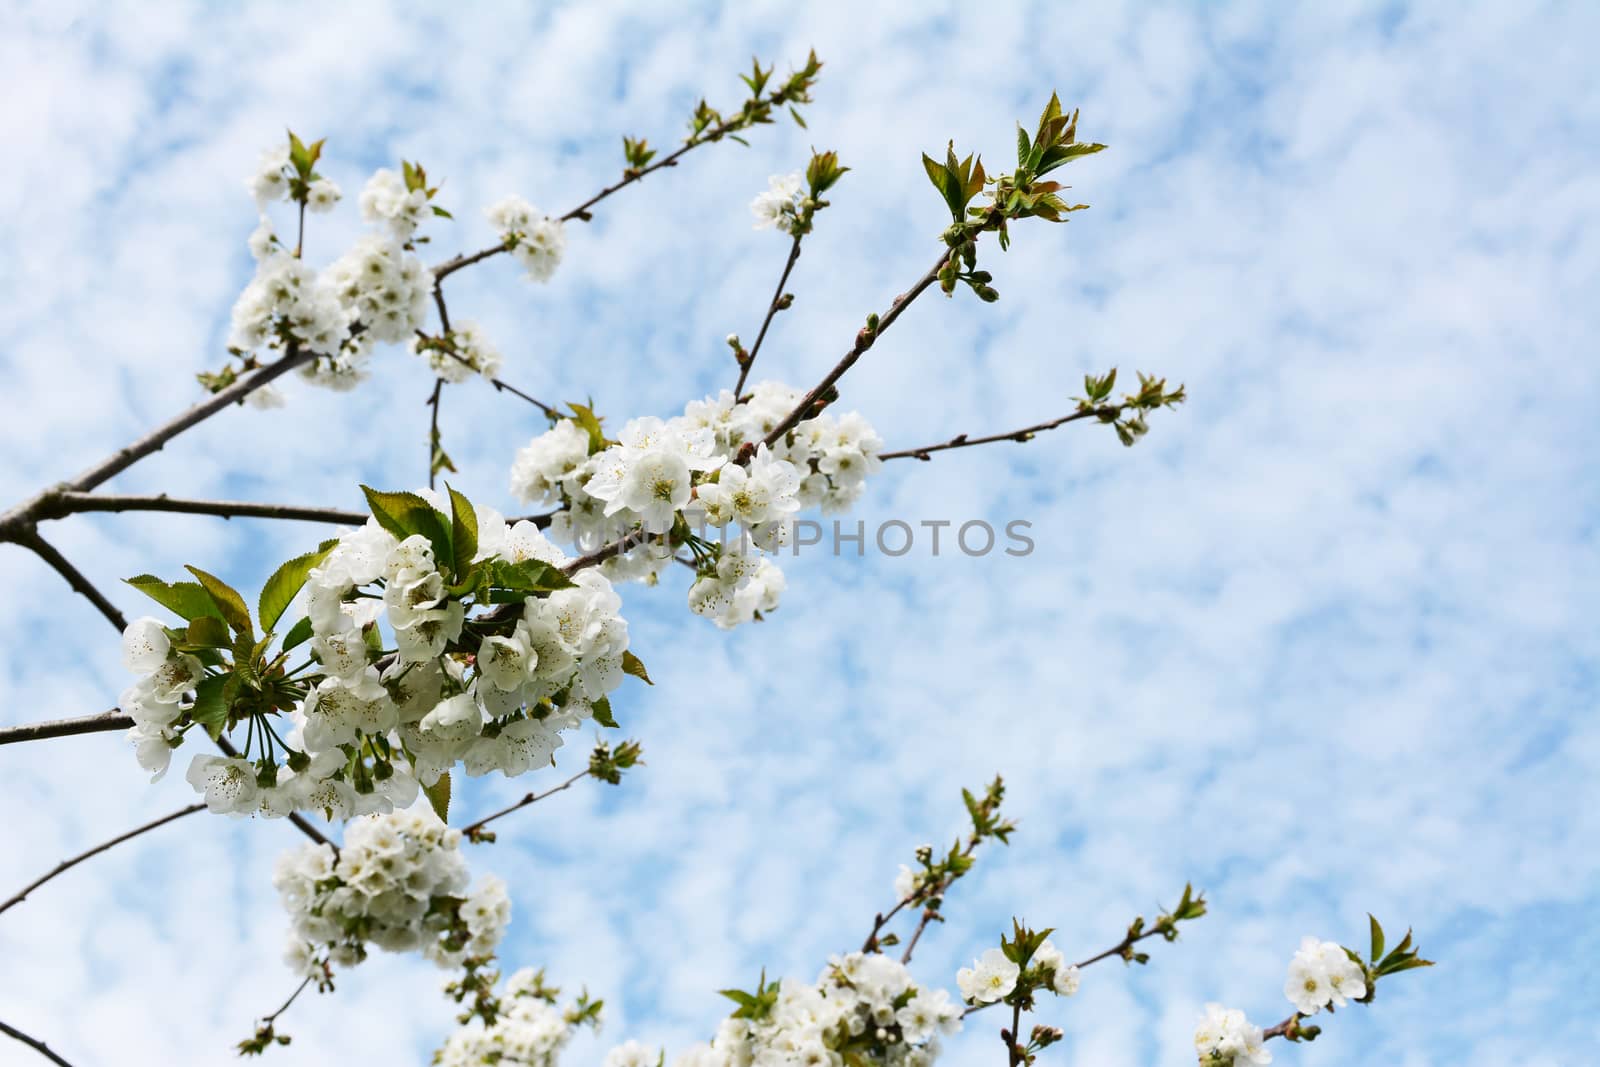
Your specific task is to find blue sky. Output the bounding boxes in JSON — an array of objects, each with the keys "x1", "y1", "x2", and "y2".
[{"x1": 1, "y1": 2, "x2": 1596, "y2": 1064}]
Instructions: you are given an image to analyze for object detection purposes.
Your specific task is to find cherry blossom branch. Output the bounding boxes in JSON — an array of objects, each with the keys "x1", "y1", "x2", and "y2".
[
  {"x1": 761, "y1": 252, "x2": 947, "y2": 449},
  {"x1": 459, "y1": 766, "x2": 592, "y2": 840},
  {"x1": 38, "y1": 493, "x2": 368, "y2": 525},
  {"x1": 0, "y1": 1019, "x2": 76, "y2": 1067},
  {"x1": 0, "y1": 709, "x2": 132, "y2": 746},
  {"x1": 879, "y1": 405, "x2": 1125, "y2": 462},
  {"x1": 0, "y1": 535, "x2": 336, "y2": 850},
  {"x1": 238, "y1": 973, "x2": 320, "y2": 1056},
  {"x1": 733, "y1": 233, "x2": 804, "y2": 397},
  {"x1": 960, "y1": 925, "x2": 1176, "y2": 1020},
  {"x1": 427, "y1": 376, "x2": 447, "y2": 490},
  {"x1": 0, "y1": 803, "x2": 205, "y2": 916}
]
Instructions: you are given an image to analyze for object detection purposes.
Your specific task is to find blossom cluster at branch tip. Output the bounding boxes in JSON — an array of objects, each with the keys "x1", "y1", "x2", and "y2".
[
  {"x1": 488, "y1": 195, "x2": 566, "y2": 282},
  {"x1": 662, "y1": 953, "x2": 960, "y2": 1067},
  {"x1": 509, "y1": 381, "x2": 881, "y2": 628},
  {"x1": 274, "y1": 806, "x2": 508, "y2": 977},
  {"x1": 437, "y1": 966, "x2": 602, "y2": 1067},
  {"x1": 119, "y1": 486, "x2": 634, "y2": 820},
  {"x1": 230, "y1": 136, "x2": 437, "y2": 395},
  {"x1": 751, "y1": 172, "x2": 804, "y2": 232},
  {"x1": 1283, "y1": 936, "x2": 1367, "y2": 1016},
  {"x1": 1193, "y1": 1004, "x2": 1272, "y2": 1066}
]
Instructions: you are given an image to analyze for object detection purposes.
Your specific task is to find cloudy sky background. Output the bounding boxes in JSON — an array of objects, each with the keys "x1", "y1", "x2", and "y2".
[{"x1": 1, "y1": 2, "x2": 1596, "y2": 1064}]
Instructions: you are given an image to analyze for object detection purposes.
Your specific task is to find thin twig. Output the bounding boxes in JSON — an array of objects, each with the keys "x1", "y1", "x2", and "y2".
[
  {"x1": 0, "y1": 709, "x2": 133, "y2": 747},
  {"x1": 879, "y1": 405, "x2": 1123, "y2": 462},
  {"x1": 459, "y1": 768, "x2": 591, "y2": 838},
  {"x1": 427, "y1": 377, "x2": 446, "y2": 491},
  {"x1": 263, "y1": 975, "x2": 314, "y2": 1026},
  {"x1": 734, "y1": 233, "x2": 804, "y2": 397},
  {"x1": 0, "y1": 1019, "x2": 76, "y2": 1067},
  {"x1": 960, "y1": 924, "x2": 1176, "y2": 1019},
  {"x1": 900, "y1": 909, "x2": 937, "y2": 964},
  {"x1": 42, "y1": 492, "x2": 367, "y2": 525},
  {"x1": 0, "y1": 803, "x2": 205, "y2": 915}
]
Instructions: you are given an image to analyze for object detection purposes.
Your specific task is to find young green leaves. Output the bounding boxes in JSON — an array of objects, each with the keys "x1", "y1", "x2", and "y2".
[
  {"x1": 923, "y1": 141, "x2": 987, "y2": 225},
  {"x1": 1074, "y1": 367, "x2": 1188, "y2": 447}
]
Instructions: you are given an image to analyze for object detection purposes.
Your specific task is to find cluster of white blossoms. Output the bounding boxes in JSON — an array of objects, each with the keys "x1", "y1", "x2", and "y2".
[
  {"x1": 438, "y1": 968, "x2": 597, "y2": 1067},
  {"x1": 411, "y1": 319, "x2": 504, "y2": 383},
  {"x1": 274, "y1": 807, "x2": 510, "y2": 974},
  {"x1": 509, "y1": 380, "x2": 881, "y2": 628},
  {"x1": 120, "y1": 490, "x2": 630, "y2": 820},
  {"x1": 488, "y1": 195, "x2": 567, "y2": 282},
  {"x1": 248, "y1": 143, "x2": 341, "y2": 213},
  {"x1": 227, "y1": 246, "x2": 349, "y2": 360},
  {"x1": 954, "y1": 941, "x2": 1079, "y2": 1006},
  {"x1": 663, "y1": 953, "x2": 961, "y2": 1067},
  {"x1": 230, "y1": 145, "x2": 435, "y2": 393},
  {"x1": 1283, "y1": 936, "x2": 1367, "y2": 1015},
  {"x1": 750, "y1": 172, "x2": 804, "y2": 232},
  {"x1": 1193, "y1": 1004, "x2": 1271, "y2": 1066},
  {"x1": 359, "y1": 167, "x2": 432, "y2": 242},
  {"x1": 120, "y1": 617, "x2": 205, "y2": 782}
]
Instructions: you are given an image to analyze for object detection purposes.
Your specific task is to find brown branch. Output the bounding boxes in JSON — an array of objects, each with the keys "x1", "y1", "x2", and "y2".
[
  {"x1": 733, "y1": 233, "x2": 804, "y2": 397},
  {"x1": 459, "y1": 767, "x2": 591, "y2": 839},
  {"x1": 12, "y1": 530, "x2": 127, "y2": 630},
  {"x1": 900, "y1": 908, "x2": 938, "y2": 964},
  {"x1": 961, "y1": 925, "x2": 1175, "y2": 1020},
  {"x1": 0, "y1": 1019, "x2": 76, "y2": 1067},
  {"x1": 761, "y1": 251, "x2": 947, "y2": 449},
  {"x1": 41, "y1": 492, "x2": 367, "y2": 525},
  {"x1": 427, "y1": 377, "x2": 446, "y2": 491},
  {"x1": 879, "y1": 405, "x2": 1124, "y2": 462},
  {"x1": 0, "y1": 803, "x2": 205, "y2": 915},
  {"x1": 0, "y1": 709, "x2": 132, "y2": 747},
  {"x1": 263, "y1": 975, "x2": 314, "y2": 1026}
]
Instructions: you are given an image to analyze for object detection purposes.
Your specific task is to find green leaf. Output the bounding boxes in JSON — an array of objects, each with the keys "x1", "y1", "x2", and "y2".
[
  {"x1": 492, "y1": 558, "x2": 576, "y2": 594},
  {"x1": 431, "y1": 205, "x2": 454, "y2": 219},
  {"x1": 361, "y1": 485, "x2": 433, "y2": 540},
  {"x1": 1369, "y1": 915, "x2": 1385, "y2": 962},
  {"x1": 360, "y1": 485, "x2": 453, "y2": 574},
  {"x1": 591, "y1": 695, "x2": 618, "y2": 729},
  {"x1": 1035, "y1": 141, "x2": 1107, "y2": 176},
  {"x1": 184, "y1": 566, "x2": 253, "y2": 636},
  {"x1": 258, "y1": 544, "x2": 335, "y2": 635},
  {"x1": 447, "y1": 484, "x2": 479, "y2": 579},
  {"x1": 281, "y1": 616, "x2": 315, "y2": 653},
  {"x1": 922, "y1": 152, "x2": 959, "y2": 220},
  {"x1": 424, "y1": 771, "x2": 451, "y2": 823},
  {"x1": 621, "y1": 650, "x2": 653, "y2": 685},
  {"x1": 1016, "y1": 123, "x2": 1031, "y2": 168},
  {"x1": 566, "y1": 404, "x2": 608, "y2": 454},
  {"x1": 190, "y1": 674, "x2": 230, "y2": 740},
  {"x1": 789, "y1": 105, "x2": 807, "y2": 129},
  {"x1": 183, "y1": 615, "x2": 232, "y2": 650},
  {"x1": 125, "y1": 575, "x2": 225, "y2": 622}
]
